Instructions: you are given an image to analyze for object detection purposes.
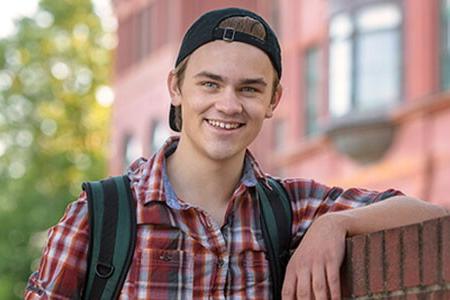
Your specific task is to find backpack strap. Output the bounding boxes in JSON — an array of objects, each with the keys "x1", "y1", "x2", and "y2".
[
  {"x1": 81, "y1": 175, "x2": 137, "y2": 300},
  {"x1": 255, "y1": 177, "x2": 293, "y2": 300}
]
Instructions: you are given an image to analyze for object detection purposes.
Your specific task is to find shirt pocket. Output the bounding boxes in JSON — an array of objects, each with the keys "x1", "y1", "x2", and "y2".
[{"x1": 134, "y1": 248, "x2": 191, "y2": 300}]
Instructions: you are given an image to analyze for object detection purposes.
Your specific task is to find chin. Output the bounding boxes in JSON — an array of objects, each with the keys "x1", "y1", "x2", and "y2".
[{"x1": 202, "y1": 143, "x2": 245, "y2": 162}]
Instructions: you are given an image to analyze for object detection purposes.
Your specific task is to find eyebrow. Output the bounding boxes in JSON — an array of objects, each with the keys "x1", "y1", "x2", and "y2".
[
  {"x1": 194, "y1": 71, "x2": 268, "y2": 86},
  {"x1": 194, "y1": 71, "x2": 225, "y2": 82},
  {"x1": 239, "y1": 78, "x2": 267, "y2": 87}
]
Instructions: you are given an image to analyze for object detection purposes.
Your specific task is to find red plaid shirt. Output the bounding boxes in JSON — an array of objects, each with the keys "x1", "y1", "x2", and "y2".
[{"x1": 25, "y1": 136, "x2": 402, "y2": 299}]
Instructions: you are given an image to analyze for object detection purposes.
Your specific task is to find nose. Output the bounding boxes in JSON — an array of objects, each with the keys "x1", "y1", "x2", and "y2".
[{"x1": 215, "y1": 88, "x2": 243, "y2": 115}]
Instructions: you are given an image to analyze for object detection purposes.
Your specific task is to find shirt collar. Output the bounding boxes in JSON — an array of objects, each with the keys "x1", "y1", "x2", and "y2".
[{"x1": 127, "y1": 135, "x2": 269, "y2": 207}]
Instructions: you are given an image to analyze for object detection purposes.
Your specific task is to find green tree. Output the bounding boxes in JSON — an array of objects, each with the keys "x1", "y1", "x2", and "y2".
[{"x1": 0, "y1": 0, "x2": 114, "y2": 298}]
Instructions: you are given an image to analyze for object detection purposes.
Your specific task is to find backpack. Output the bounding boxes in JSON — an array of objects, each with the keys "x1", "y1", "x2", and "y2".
[{"x1": 81, "y1": 175, "x2": 292, "y2": 300}]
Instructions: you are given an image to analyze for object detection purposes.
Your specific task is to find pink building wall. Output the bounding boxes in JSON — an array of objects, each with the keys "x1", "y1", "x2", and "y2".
[{"x1": 111, "y1": 0, "x2": 450, "y2": 207}]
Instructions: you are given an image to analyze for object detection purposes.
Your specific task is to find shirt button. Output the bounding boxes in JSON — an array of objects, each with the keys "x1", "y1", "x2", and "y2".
[
  {"x1": 159, "y1": 253, "x2": 173, "y2": 261},
  {"x1": 217, "y1": 259, "x2": 225, "y2": 268}
]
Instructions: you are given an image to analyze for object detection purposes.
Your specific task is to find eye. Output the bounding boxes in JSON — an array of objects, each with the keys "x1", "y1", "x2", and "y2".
[
  {"x1": 241, "y1": 86, "x2": 259, "y2": 93},
  {"x1": 201, "y1": 81, "x2": 219, "y2": 89}
]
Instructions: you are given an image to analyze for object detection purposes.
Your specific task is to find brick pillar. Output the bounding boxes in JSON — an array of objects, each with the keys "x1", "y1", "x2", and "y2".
[{"x1": 341, "y1": 215, "x2": 450, "y2": 299}]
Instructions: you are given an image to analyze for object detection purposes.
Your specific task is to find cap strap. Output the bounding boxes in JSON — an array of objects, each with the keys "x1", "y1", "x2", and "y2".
[
  {"x1": 212, "y1": 27, "x2": 265, "y2": 44},
  {"x1": 222, "y1": 27, "x2": 235, "y2": 41}
]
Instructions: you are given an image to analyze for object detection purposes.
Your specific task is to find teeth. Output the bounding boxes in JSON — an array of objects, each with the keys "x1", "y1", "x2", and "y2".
[{"x1": 207, "y1": 119, "x2": 240, "y2": 129}]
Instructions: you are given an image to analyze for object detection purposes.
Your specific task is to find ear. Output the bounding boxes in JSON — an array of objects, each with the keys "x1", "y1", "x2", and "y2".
[
  {"x1": 265, "y1": 84, "x2": 283, "y2": 119},
  {"x1": 167, "y1": 70, "x2": 182, "y2": 106}
]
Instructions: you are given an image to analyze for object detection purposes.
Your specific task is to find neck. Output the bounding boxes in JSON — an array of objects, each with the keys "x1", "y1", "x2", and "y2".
[{"x1": 166, "y1": 138, "x2": 246, "y2": 208}]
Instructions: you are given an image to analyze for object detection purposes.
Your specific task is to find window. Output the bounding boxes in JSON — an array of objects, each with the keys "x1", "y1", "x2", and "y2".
[
  {"x1": 138, "y1": 4, "x2": 152, "y2": 61},
  {"x1": 329, "y1": 14, "x2": 353, "y2": 116},
  {"x1": 117, "y1": 16, "x2": 132, "y2": 73},
  {"x1": 123, "y1": 134, "x2": 142, "y2": 169},
  {"x1": 329, "y1": 2, "x2": 402, "y2": 117},
  {"x1": 304, "y1": 48, "x2": 321, "y2": 136},
  {"x1": 116, "y1": 2, "x2": 172, "y2": 72},
  {"x1": 442, "y1": 0, "x2": 450, "y2": 89},
  {"x1": 273, "y1": 119, "x2": 286, "y2": 151},
  {"x1": 150, "y1": 120, "x2": 170, "y2": 154}
]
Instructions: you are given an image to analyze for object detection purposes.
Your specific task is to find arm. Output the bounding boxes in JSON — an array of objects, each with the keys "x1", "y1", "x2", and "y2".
[
  {"x1": 24, "y1": 194, "x2": 89, "y2": 299},
  {"x1": 332, "y1": 195, "x2": 449, "y2": 236},
  {"x1": 281, "y1": 196, "x2": 449, "y2": 300}
]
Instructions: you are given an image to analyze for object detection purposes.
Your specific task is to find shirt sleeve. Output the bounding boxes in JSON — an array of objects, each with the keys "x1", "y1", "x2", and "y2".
[
  {"x1": 24, "y1": 192, "x2": 89, "y2": 299},
  {"x1": 282, "y1": 178, "x2": 404, "y2": 249}
]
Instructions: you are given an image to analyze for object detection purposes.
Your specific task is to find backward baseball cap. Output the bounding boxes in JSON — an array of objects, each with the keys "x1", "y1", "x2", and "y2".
[{"x1": 169, "y1": 7, "x2": 282, "y2": 132}]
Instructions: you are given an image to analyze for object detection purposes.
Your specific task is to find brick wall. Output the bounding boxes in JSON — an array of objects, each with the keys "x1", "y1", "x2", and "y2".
[{"x1": 341, "y1": 215, "x2": 450, "y2": 299}]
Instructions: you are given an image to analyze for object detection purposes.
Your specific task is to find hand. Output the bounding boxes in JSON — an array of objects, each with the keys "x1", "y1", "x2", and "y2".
[{"x1": 281, "y1": 213, "x2": 349, "y2": 300}]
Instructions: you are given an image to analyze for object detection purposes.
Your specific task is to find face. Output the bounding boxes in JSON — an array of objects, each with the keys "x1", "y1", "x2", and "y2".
[{"x1": 168, "y1": 40, "x2": 282, "y2": 163}]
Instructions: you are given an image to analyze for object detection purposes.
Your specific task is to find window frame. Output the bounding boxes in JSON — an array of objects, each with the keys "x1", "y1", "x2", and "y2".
[{"x1": 328, "y1": 0, "x2": 404, "y2": 117}]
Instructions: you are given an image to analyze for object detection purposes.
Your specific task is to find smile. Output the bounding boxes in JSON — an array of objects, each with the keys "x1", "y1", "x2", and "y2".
[{"x1": 206, "y1": 119, "x2": 243, "y2": 130}]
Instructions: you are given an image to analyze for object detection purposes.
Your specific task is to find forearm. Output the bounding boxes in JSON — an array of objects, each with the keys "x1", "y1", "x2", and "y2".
[{"x1": 330, "y1": 196, "x2": 449, "y2": 236}]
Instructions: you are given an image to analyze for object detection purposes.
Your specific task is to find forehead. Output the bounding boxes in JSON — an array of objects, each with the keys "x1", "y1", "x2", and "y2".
[{"x1": 184, "y1": 40, "x2": 276, "y2": 81}]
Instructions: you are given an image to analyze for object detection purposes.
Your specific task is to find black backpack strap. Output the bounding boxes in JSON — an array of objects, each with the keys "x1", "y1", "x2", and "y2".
[
  {"x1": 81, "y1": 175, "x2": 137, "y2": 300},
  {"x1": 255, "y1": 177, "x2": 293, "y2": 300}
]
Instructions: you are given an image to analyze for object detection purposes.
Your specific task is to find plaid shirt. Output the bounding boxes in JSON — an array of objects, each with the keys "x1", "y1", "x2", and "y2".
[{"x1": 25, "y1": 136, "x2": 402, "y2": 299}]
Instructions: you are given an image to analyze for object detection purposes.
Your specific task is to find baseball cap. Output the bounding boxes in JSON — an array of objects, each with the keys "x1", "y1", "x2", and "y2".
[{"x1": 169, "y1": 7, "x2": 282, "y2": 132}]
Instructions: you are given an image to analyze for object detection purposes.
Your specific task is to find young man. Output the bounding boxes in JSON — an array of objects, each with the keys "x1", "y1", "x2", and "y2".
[{"x1": 25, "y1": 7, "x2": 448, "y2": 300}]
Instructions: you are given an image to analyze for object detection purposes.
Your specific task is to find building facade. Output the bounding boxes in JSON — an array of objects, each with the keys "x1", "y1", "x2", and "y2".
[{"x1": 110, "y1": 0, "x2": 450, "y2": 207}]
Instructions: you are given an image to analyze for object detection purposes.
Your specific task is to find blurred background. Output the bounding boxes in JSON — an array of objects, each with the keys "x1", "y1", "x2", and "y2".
[{"x1": 1, "y1": 0, "x2": 450, "y2": 298}]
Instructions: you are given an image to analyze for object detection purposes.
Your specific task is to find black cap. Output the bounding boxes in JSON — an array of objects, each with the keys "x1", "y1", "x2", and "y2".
[{"x1": 169, "y1": 7, "x2": 282, "y2": 132}]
